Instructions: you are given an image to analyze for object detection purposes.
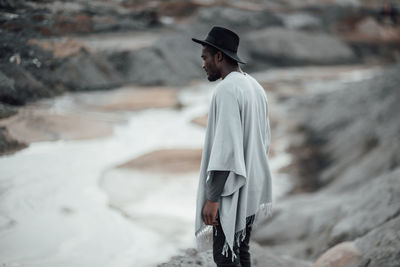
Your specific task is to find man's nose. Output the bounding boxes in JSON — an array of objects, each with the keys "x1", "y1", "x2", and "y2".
[{"x1": 202, "y1": 63, "x2": 206, "y2": 70}]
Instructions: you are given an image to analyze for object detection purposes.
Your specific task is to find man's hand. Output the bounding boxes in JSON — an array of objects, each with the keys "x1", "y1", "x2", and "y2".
[{"x1": 202, "y1": 200, "x2": 219, "y2": 225}]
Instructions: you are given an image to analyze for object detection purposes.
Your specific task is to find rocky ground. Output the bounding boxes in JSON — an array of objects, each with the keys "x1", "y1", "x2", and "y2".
[{"x1": 160, "y1": 60, "x2": 400, "y2": 267}]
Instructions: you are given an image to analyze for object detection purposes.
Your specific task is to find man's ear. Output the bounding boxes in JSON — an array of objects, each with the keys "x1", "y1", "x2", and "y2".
[{"x1": 216, "y1": 51, "x2": 223, "y2": 63}]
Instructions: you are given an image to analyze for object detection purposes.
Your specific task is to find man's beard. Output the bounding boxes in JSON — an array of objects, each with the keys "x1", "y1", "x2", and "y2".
[{"x1": 207, "y1": 70, "x2": 221, "y2": 82}]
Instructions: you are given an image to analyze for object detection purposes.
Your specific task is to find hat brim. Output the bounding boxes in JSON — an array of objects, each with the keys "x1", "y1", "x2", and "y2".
[{"x1": 192, "y1": 38, "x2": 246, "y2": 65}]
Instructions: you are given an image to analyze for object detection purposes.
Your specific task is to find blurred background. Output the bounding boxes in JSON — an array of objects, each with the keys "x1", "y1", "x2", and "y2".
[{"x1": 0, "y1": 0, "x2": 399, "y2": 266}]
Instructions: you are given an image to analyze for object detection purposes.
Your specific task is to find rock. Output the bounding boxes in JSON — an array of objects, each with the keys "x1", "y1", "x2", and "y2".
[
  {"x1": 27, "y1": 38, "x2": 89, "y2": 58},
  {"x1": 109, "y1": 32, "x2": 203, "y2": 86},
  {"x1": 354, "y1": 215, "x2": 400, "y2": 267},
  {"x1": 0, "y1": 64, "x2": 51, "y2": 105},
  {"x1": 328, "y1": 168, "x2": 400, "y2": 246},
  {"x1": 0, "y1": 103, "x2": 16, "y2": 119},
  {"x1": 0, "y1": 126, "x2": 26, "y2": 155},
  {"x1": 157, "y1": 1, "x2": 202, "y2": 18},
  {"x1": 42, "y1": 1, "x2": 84, "y2": 13},
  {"x1": 245, "y1": 28, "x2": 356, "y2": 68},
  {"x1": 159, "y1": 242, "x2": 312, "y2": 267},
  {"x1": 53, "y1": 51, "x2": 123, "y2": 90},
  {"x1": 0, "y1": 0, "x2": 24, "y2": 10},
  {"x1": 252, "y1": 192, "x2": 342, "y2": 259},
  {"x1": 0, "y1": 70, "x2": 15, "y2": 100},
  {"x1": 193, "y1": 6, "x2": 283, "y2": 32},
  {"x1": 277, "y1": 12, "x2": 321, "y2": 30},
  {"x1": 356, "y1": 17, "x2": 382, "y2": 37},
  {"x1": 314, "y1": 241, "x2": 362, "y2": 267},
  {"x1": 250, "y1": 242, "x2": 313, "y2": 267},
  {"x1": 253, "y1": 132, "x2": 400, "y2": 258},
  {"x1": 301, "y1": 5, "x2": 360, "y2": 31},
  {"x1": 118, "y1": 149, "x2": 202, "y2": 173},
  {"x1": 253, "y1": 62, "x2": 400, "y2": 261},
  {"x1": 158, "y1": 249, "x2": 214, "y2": 267},
  {"x1": 294, "y1": 62, "x2": 400, "y2": 190}
]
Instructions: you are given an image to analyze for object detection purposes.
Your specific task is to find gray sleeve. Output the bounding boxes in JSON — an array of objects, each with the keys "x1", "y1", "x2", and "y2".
[{"x1": 206, "y1": 170, "x2": 229, "y2": 202}]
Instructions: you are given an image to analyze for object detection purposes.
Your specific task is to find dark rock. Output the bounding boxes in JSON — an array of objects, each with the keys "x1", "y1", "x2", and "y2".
[
  {"x1": 53, "y1": 52, "x2": 123, "y2": 90},
  {"x1": 0, "y1": 64, "x2": 51, "y2": 105},
  {"x1": 0, "y1": 126, "x2": 26, "y2": 155},
  {"x1": 0, "y1": 103, "x2": 17, "y2": 119},
  {"x1": 0, "y1": 0, "x2": 25, "y2": 11}
]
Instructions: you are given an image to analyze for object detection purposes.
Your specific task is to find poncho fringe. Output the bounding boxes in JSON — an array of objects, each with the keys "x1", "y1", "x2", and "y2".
[{"x1": 195, "y1": 202, "x2": 273, "y2": 261}]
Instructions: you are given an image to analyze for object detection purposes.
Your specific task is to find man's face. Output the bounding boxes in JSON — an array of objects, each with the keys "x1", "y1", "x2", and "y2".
[{"x1": 201, "y1": 47, "x2": 221, "y2": 82}]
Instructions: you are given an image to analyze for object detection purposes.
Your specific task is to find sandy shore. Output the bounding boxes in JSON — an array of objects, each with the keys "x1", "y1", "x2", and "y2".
[
  {"x1": 0, "y1": 85, "x2": 180, "y2": 147},
  {"x1": 118, "y1": 148, "x2": 202, "y2": 173}
]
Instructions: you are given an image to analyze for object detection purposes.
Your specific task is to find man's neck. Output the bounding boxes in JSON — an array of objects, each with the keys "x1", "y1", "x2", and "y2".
[{"x1": 221, "y1": 65, "x2": 241, "y2": 80}]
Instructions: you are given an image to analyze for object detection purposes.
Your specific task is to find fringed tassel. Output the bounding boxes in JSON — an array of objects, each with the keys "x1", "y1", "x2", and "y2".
[
  {"x1": 222, "y1": 241, "x2": 229, "y2": 257},
  {"x1": 221, "y1": 240, "x2": 238, "y2": 262},
  {"x1": 259, "y1": 202, "x2": 273, "y2": 217},
  {"x1": 195, "y1": 225, "x2": 213, "y2": 241},
  {"x1": 196, "y1": 203, "x2": 273, "y2": 259},
  {"x1": 221, "y1": 214, "x2": 258, "y2": 262}
]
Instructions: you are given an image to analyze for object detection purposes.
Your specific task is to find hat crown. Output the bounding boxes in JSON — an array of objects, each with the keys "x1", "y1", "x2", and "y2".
[{"x1": 206, "y1": 26, "x2": 239, "y2": 53}]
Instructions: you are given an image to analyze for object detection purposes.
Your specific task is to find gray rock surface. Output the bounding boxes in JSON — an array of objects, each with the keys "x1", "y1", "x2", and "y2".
[
  {"x1": 295, "y1": 62, "x2": 400, "y2": 190},
  {"x1": 277, "y1": 12, "x2": 321, "y2": 30},
  {"x1": 252, "y1": 62, "x2": 400, "y2": 263},
  {"x1": 245, "y1": 28, "x2": 356, "y2": 67},
  {"x1": 54, "y1": 52, "x2": 123, "y2": 90},
  {"x1": 109, "y1": 32, "x2": 202, "y2": 86},
  {"x1": 0, "y1": 126, "x2": 26, "y2": 155},
  {"x1": 193, "y1": 6, "x2": 283, "y2": 32},
  {"x1": 0, "y1": 64, "x2": 51, "y2": 105},
  {"x1": 355, "y1": 215, "x2": 400, "y2": 267},
  {"x1": 159, "y1": 243, "x2": 312, "y2": 267},
  {"x1": 0, "y1": 103, "x2": 16, "y2": 119}
]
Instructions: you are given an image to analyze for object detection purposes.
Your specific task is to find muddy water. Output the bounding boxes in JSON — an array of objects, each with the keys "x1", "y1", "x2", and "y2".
[{"x1": 0, "y1": 65, "x2": 382, "y2": 267}]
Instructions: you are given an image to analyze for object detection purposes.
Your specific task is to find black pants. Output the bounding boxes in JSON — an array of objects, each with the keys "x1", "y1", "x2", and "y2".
[{"x1": 212, "y1": 215, "x2": 253, "y2": 267}]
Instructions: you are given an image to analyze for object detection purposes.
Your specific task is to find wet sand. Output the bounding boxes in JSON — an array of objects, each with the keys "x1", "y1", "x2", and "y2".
[
  {"x1": 0, "y1": 85, "x2": 179, "y2": 145},
  {"x1": 118, "y1": 148, "x2": 202, "y2": 173}
]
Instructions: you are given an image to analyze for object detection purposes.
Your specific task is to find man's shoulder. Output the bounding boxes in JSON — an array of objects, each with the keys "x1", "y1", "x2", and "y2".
[{"x1": 215, "y1": 77, "x2": 238, "y2": 95}]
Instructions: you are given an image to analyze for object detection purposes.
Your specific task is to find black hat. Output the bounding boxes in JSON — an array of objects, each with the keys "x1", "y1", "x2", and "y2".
[{"x1": 192, "y1": 26, "x2": 246, "y2": 64}]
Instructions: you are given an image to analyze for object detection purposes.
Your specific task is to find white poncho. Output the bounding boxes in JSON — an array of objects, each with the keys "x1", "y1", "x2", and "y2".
[{"x1": 195, "y1": 71, "x2": 273, "y2": 260}]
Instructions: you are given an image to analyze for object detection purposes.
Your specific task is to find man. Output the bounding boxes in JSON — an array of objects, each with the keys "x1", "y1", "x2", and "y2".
[{"x1": 192, "y1": 26, "x2": 273, "y2": 267}]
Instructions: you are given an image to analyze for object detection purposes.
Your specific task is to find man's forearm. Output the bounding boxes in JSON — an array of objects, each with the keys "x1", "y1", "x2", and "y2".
[{"x1": 206, "y1": 171, "x2": 229, "y2": 202}]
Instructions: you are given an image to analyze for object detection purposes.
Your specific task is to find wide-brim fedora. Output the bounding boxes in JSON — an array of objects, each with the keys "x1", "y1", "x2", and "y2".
[{"x1": 192, "y1": 26, "x2": 246, "y2": 64}]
